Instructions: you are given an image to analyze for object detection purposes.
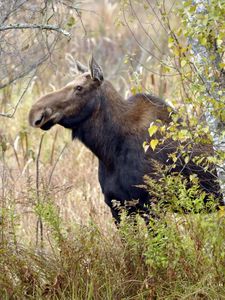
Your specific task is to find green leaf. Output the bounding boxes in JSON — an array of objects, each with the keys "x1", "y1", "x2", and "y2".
[
  {"x1": 168, "y1": 37, "x2": 174, "y2": 48},
  {"x1": 67, "y1": 16, "x2": 76, "y2": 28},
  {"x1": 178, "y1": 129, "x2": 189, "y2": 140},
  {"x1": 200, "y1": 37, "x2": 207, "y2": 46}
]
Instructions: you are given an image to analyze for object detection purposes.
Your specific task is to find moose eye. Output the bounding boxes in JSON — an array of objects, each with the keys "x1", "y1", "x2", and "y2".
[{"x1": 76, "y1": 85, "x2": 83, "y2": 91}]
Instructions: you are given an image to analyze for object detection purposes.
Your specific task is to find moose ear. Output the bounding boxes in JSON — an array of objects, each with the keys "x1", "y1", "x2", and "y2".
[
  {"x1": 65, "y1": 53, "x2": 88, "y2": 74},
  {"x1": 76, "y1": 61, "x2": 88, "y2": 73},
  {"x1": 89, "y1": 56, "x2": 104, "y2": 82}
]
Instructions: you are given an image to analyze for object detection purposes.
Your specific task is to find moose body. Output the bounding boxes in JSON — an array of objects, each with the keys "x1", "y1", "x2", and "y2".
[{"x1": 29, "y1": 57, "x2": 222, "y2": 224}]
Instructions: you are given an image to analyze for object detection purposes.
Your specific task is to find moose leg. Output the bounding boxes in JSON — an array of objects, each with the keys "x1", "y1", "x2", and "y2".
[{"x1": 104, "y1": 196, "x2": 122, "y2": 225}]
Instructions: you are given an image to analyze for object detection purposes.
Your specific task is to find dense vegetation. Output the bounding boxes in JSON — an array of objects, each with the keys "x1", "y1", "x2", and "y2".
[
  {"x1": 0, "y1": 1, "x2": 225, "y2": 299},
  {"x1": 1, "y1": 212, "x2": 225, "y2": 299}
]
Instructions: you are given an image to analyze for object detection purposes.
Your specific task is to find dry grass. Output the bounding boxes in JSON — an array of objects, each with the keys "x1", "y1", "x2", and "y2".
[
  {"x1": 0, "y1": 0, "x2": 173, "y2": 242},
  {"x1": 1, "y1": 1, "x2": 225, "y2": 299}
]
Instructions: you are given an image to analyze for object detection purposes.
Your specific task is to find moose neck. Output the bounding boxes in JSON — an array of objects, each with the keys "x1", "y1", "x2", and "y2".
[{"x1": 72, "y1": 81, "x2": 139, "y2": 168}]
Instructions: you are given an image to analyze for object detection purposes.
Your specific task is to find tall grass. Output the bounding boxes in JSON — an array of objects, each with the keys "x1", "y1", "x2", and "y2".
[
  {"x1": 0, "y1": 1, "x2": 225, "y2": 299},
  {"x1": 0, "y1": 206, "x2": 225, "y2": 299}
]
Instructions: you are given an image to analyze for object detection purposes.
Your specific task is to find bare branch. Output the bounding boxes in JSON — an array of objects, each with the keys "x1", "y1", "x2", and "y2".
[
  {"x1": 122, "y1": 4, "x2": 161, "y2": 62},
  {"x1": 128, "y1": 0, "x2": 163, "y2": 55},
  {"x1": 0, "y1": 23, "x2": 71, "y2": 38},
  {"x1": 122, "y1": 3, "x2": 176, "y2": 71},
  {"x1": 0, "y1": 53, "x2": 49, "y2": 90},
  {"x1": 146, "y1": 0, "x2": 168, "y2": 34},
  {"x1": 0, "y1": 71, "x2": 36, "y2": 118}
]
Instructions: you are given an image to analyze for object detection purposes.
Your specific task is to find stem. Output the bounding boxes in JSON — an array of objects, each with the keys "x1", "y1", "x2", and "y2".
[{"x1": 35, "y1": 134, "x2": 45, "y2": 249}]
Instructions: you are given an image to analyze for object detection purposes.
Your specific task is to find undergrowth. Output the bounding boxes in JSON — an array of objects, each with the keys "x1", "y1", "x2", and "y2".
[
  {"x1": 0, "y1": 97, "x2": 225, "y2": 299},
  {"x1": 0, "y1": 196, "x2": 225, "y2": 299}
]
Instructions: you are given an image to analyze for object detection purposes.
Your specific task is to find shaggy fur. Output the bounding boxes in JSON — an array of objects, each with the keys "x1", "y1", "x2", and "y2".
[{"x1": 29, "y1": 61, "x2": 222, "y2": 224}]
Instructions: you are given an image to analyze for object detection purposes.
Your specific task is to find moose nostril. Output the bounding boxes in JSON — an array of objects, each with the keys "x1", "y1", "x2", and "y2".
[{"x1": 34, "y1": 114, "x2": 44, "y2": 126}]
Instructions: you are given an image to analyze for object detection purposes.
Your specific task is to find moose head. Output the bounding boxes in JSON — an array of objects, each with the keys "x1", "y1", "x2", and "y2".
[{"x1": 29, "y1": 56, "x2": 104, "y2": 131}]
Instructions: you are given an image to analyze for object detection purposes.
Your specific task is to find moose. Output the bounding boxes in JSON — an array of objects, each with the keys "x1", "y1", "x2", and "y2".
[{"x1": 29, "y1": 56, "x2": 222, "y2": 224}]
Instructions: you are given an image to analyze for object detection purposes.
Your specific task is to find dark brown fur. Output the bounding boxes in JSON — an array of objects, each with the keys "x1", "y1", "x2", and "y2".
[{"x1": 29, "y1": 58, "x2": 222, "y2": 224}]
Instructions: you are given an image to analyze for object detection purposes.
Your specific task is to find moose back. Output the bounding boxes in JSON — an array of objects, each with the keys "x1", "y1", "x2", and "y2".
[{"x1": 29, "y1": 57, "x2": 222, "y2": 224}]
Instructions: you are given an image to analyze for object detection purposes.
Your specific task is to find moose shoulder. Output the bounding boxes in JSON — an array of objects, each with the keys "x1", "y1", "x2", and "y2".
[{"x1": 29, "y1": 57, "x2": 222, "y2": 224}]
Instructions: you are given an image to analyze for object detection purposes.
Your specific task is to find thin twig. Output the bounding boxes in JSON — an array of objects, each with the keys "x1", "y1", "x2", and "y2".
[
  {"x1": 122, "y1": 4, "x2": 161, "y2": 62},
  {"x1": 146, "y1": 0, "x2": 168, "y2": 34},
  {"x1": 35, "y1": 134, "x2": 45, "y2": 249},
  {"x1": 0, "y1": 72, "x2": 35, "y2": 118},
  {"x1": 122, "y1": 4, "x2": 176, "y2": 71},
  {"x1": 0, "y1": 53, "x2": 49, "y2": 90},
  {"x1": 1, "y1": 0, "x2": 28, "y2": 24},
  {"x1": 128, "y1": 0, "x2": 163, "y2": 54},
  {"x1": 48, "y1": 143, "x2": 68, "y2": 187},
  {"x1": 129, "y1": 55, "x2": 179, "y2": 77},
  {"x1": 60, "y1": 1, "x2": 89, "y2": 35}
]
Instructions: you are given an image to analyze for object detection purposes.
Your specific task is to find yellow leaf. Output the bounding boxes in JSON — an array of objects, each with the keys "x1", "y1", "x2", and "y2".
[
  {"x1": 181, "y1": 59, "x2": 187, "y2": 67},
  {"x1": 219, "y1": 62, "x2": 225, "y2": 68},
  {"x1": 173, "y1": 47, "x2": 180, "y2": 57},
  {"x1": 217, "y1": 39, "x2": 223, "y2": 47},
  {"x1": 189, "y1": 174, "x2": 198, "y2": 184},
  {"x1": 184, "y1": 156, "x2": 190, "y2": 164},
  {"x1": 130, "y1": 86, "x2": 137, "y2": 94},
  {"x1": 143, "y1": 141, "x2": 149, "y2": 152},
  {"x1": 218, "y1": 206, "x2": 225, "y2": 218},
  {"x1": 178, "y1": 129, "x2": 189, "y2": 140},
  {"x1": 162, "y1": 65, "x2": 171, "y2": 73},
  {"x1": 160, "y1": 125, "x2": 166, "y2": 133},
  {"x1": 170, "y1": 153, "x2": 177, "y2": 163},
  {"x1": 150, "y1": 139, "x2": 159, "y2": 151},
  {"x1": 148, "y1": 124, "x2": 158, "y2": 137}
]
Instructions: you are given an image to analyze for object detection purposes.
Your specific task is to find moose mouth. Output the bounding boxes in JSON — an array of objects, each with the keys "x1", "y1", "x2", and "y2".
[
  {"x1": 38, "y1": 113, "x2": 80, "y2": 131},
  {"x1": 40, "y1": 119, "x2": 55, "y2": 131}
]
